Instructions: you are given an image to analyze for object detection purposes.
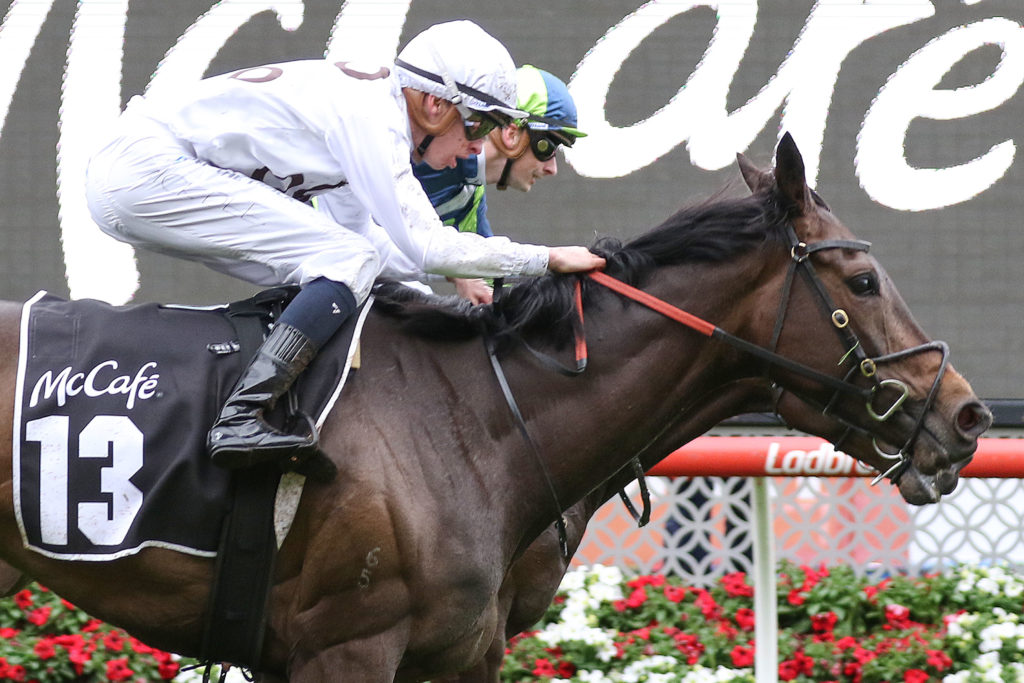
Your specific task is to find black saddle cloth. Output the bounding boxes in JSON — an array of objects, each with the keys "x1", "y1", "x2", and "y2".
[{"x1": 13, "y1": 289, "x2": 359, "y2": 560}]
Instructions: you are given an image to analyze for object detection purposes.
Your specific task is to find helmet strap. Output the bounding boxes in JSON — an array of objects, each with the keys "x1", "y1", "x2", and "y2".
[
  {"x1": 416, "y1": 134, "x2": 435, "y2": 157},
  {"x1": 497, "y1": 158, "x2": 514, "y2": 191}
]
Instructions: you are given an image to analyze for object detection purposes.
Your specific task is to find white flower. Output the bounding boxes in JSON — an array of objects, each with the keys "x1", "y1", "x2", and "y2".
[
  {"x1": 977, "y1": 650, "x2": 1002, "y2": 671},
  {"x1": 577, "y1": 670, "x2": 614, "y2": 683},
  {"x1": 560, "y1": 566, "x2": 588, "y2": 591},
  {"x1": 594, "y1": 564, "x2": 625, "y2": 586}
]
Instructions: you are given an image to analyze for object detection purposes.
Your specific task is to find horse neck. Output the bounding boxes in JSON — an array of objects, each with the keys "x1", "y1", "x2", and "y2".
[
  {"x1": 592, "y1": 376, "x2": 778, "y2": 497},
  {"x1": 504, "y1": 258, "x2": 776, "y2": 540}
]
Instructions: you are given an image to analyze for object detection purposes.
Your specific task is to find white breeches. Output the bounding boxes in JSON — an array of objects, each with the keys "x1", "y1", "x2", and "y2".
[{"x1": 84, "y1": 118, "x2": 380, "y2": 303}]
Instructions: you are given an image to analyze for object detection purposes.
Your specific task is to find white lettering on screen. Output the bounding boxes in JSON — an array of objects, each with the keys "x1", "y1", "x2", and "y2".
[{"x1": 0, "y1": 1, "x2": 1020, "y2": 304}]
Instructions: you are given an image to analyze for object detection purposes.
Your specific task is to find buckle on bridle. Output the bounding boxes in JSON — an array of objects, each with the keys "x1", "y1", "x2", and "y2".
[
  {"x1": 866, "y1": 378, "x2": 909, "y2": 421},
  {"x1": 791, "y1": 242, "x2": 810, "y2": 262}
]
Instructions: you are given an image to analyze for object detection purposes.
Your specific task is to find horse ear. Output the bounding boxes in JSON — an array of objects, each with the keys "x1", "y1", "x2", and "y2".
[
  {"x1": 773, "y1": 132, "x2": 811, "y2": 213},
  {"x1": 736, "y1": 152, "x2": 771, "y2": 193}
]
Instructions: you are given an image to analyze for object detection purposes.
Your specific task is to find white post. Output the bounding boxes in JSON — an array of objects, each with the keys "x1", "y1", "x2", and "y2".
[{"x1": 752, "y1": 477, "x2": 778, "y2": 682}]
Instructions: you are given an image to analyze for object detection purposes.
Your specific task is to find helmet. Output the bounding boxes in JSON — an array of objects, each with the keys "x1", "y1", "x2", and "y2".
[
  {"x1": 516, "y1": 65, "x2": 586, "y2": 145},
  {"x1": 395, "y1": 20, "x2": 529, "y2": 122}
]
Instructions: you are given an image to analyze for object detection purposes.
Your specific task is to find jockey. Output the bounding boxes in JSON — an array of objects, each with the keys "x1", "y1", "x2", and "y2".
[
  {"x1": 384, "y1": 65, "x2": 587, "y2": 304},
  {"x1": 84, "y1": 20, "x2": 605, "y2": 474}
]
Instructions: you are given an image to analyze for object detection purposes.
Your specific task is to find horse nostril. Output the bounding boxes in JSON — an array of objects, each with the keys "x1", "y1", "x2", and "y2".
[{"x1": 956, "y1": 401, "x2": 992, "y2": 437}]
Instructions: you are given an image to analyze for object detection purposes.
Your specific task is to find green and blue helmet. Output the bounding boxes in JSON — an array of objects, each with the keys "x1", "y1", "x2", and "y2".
[{"x1": 515, "y1": 64, "x2": 586, "y2": 146}]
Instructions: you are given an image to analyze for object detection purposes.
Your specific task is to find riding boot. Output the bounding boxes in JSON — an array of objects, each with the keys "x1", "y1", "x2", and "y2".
[{"x1": 208, "y1": 322, "x2": 319, "y2": 469}]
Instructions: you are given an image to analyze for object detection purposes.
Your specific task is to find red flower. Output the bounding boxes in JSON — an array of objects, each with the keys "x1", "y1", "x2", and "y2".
[
  {"x1": 556, "y1": 660, "x2": 576, "y2": 678},
  {"x1": 55, "y1": 634, "x2": 84, "y2": 651},
  {"x1": 731, "y1": 644, "x2": 755, "y2": 667},
  {"x1": 69, "y1": 647, "x2": 91, "y2": 675},
  {"x1": 835, "y1": 636, "x2": 858, "y2": 651},
  {"x1": 904, "y1": 669, "x2": 929, "y2": 683},
  {"x1": 6, "y1": 663, "x2": 26, "y2": 682},
  {"x1": 812, "y1": 611, "x2": 839, "y2": 641},
  {"x1": 106, "y1": 658, "x2": 134, "y2": 681},
  {"x1": 722, "y1": 572, "x2": 754, "y2": 597},
  {"x1": 693, "y1": 589, "x2": 719, "y2": 619},
  {"x1": 158, "y1": 658, "x2": 180, "y2": 680},
  {"x1": 82, "y1": 618, "x2": 104, "y2": 632},
  {"x1": 103, "y1": 631, "x2": 125, "y2": 652},
  {"x1": 673, "y1": 632, "x2": 704, "y2": 664},
  {"x1": 33, "y1": 638, "x2": 56, "y2": 660},
  {"x1": 26, "y1": 606, "x2": 51, "y2": 626},
  {"x1": 0, "y1": 628, "x2": 18, "y2": 639},
  {"x1": 787, "y1": 589, "x2": 806, "y2": 606},
  {"x1": 779, "y1": 659, "x2": 801, "y2": 681},
  {"x1": 663, "y1": 585, "x2": 687, "y2": 603},
  {"x1": 885, "y1": 603, "x2": 912, "y2": 629},
  {"x1": 927, "y1": 649, "x2": 953, "y2": 671},
  {"x1": 796, "y1": 651, "x2": 815, "y2": 675},
  {"x1": 128, "y1": 637, "x2": 153, "y2": 654},
  {"x1": 13, "y1": 590, "x2": 33, "y2": 610},
  {"x1": 532, "y1": 658, "x2": 556, "y2": 677},
  {"x1": 627, "y1": 574, "x2": 665, "y2": 589},
  {"x1": 624, "y1": 587, "x2": 647, "y2": 609},
  {"x1": 735, "y1": 607, "x2": 755, "y2": 631}
]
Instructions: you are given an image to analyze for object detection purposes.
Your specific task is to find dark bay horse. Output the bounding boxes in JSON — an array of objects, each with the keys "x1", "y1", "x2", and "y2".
[
  {"x1": 437, "y1": 138, "x2": 995, "y2": 683},
  {"x1": 0, "y1": 134, "x2": 990, "y2": 681}
]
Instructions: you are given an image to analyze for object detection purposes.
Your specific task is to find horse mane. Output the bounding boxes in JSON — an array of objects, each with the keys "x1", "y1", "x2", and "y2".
[{"x1": 373, "y1": 187, "x2": 792, "y2": 349}]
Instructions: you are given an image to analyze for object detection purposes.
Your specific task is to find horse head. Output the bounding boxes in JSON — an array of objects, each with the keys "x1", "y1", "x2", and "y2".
[{"x1": 736, "y1": 133, "x2": 991, "y2": 504}]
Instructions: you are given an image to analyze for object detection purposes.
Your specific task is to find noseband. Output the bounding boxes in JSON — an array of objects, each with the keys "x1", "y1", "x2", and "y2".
[{"x1": 588, "y1": 222, "x2": 950, "y2": 486}]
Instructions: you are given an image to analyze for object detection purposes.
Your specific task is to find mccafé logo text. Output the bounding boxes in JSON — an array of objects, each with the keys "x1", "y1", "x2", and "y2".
[
  {"x1": 764, "y1": 441, "x2": 874, "y2": 476},
  {"x1": 29, "y1": 360, "x2": 160, "y2": 411}
]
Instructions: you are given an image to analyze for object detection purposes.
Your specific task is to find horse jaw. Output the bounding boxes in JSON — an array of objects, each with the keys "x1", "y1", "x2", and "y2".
[{"x1": 896, "y1": 462, "x2": 968, "y2": 505}]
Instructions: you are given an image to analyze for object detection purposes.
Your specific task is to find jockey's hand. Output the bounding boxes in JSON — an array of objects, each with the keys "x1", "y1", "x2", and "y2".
[
  {"x1": 450, "y1": 277, "x2": 493, "y2": 305},
  {"x1": 547, "y1": 246, "x2": 606, "y2": 273}
]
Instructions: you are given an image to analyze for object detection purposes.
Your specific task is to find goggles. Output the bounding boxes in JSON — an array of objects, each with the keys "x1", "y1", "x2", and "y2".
[
  {"x1": 528, "y1": 129, "x2": 564, "y2": 161},
  {"x1": 463, "y1": 109, "x2": 509, "y2": 141}
]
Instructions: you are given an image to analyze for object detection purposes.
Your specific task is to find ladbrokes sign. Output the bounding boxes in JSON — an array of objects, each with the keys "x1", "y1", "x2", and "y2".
[{"x1": 0, "y1": 1, "x2": 1021, "y2": 397}]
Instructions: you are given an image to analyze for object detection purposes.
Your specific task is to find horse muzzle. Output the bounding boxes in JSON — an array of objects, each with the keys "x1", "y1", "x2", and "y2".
[{"x1": 886, "y1": 396, "x2": 992, "y2": 505}]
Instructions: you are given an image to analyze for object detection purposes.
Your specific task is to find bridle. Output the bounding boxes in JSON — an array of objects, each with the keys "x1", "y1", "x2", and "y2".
[
  {"x1": 486, "y1": 221, "x2": 950, "y2": 556},
  {"x1": 586, "y1": 221, "x2": 950, "y2": 485}
]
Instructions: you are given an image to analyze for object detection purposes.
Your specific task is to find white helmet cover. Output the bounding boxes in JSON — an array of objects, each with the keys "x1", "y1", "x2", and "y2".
[{"x1": 395, "y1": 20, "x2": 529, "y2": 120}]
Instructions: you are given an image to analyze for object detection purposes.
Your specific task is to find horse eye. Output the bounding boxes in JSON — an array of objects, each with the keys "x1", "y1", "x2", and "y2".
[{"x1": 846, "y1": 272, "x2": 879, "y2": 296}]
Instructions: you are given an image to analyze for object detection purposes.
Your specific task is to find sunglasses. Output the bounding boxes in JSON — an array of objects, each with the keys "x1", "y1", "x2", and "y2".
[
  {"x1": 528, "y1": 130, "x2": 563, "y2": 162},
  {"x1": 463, "y1": 110, "x2": 508, "y2": 141}
]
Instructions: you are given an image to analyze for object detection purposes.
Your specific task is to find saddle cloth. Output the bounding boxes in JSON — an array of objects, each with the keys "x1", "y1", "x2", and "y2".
[{"x1": 13, "y1": 290, "x2": 367, "y2": 561}]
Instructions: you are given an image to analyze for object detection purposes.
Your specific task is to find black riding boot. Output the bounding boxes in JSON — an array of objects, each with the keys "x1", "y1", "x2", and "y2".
[{"x1": 208, "y1": 322, "x2": 319, "y2": 469}]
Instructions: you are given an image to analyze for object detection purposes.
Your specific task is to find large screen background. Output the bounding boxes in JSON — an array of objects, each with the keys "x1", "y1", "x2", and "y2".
[{"x1": 0, "y1": 0, "x2": 1021, "y2": 400}]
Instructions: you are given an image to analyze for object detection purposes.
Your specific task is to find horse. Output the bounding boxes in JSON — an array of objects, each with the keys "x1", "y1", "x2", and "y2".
[
  {"x1": 436, "y1": 140, "x2": 995, "y2": 683},
  {"x1": 0, "y1": 133, "x2": 990, "y2": 681}
]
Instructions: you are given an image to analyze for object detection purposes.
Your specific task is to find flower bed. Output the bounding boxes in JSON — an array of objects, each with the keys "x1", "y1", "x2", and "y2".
[
  {"x1": 501, "y1": 562, "x2": 1024, "y2": 683},
  {"x1": 0, "y1": 584, "x2": 180, "y2": 681},
  {"x1": 1, "y1": 562, "x2": 1022, "y2": 681}
]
